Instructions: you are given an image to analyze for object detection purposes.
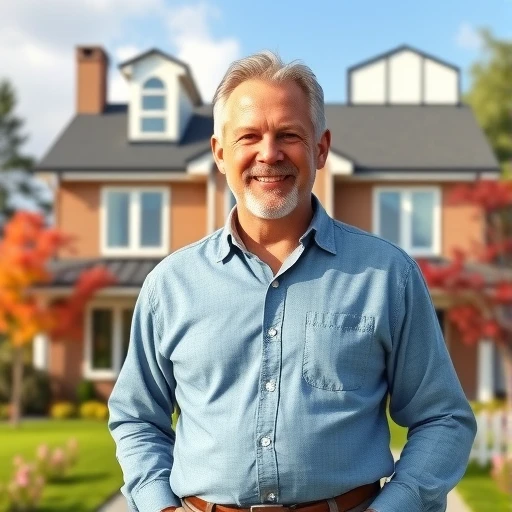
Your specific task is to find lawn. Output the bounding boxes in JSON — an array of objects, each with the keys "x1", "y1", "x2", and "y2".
[{"x1": 0, "y1": 420, "x2": 123, "y2": 512}]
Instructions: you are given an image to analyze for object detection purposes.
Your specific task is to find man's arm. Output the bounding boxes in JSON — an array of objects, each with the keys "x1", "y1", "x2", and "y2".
[
  {"x1": 108, "y1": 275, "x2": 180, "y2": 512},
  {"x1": 369, "y1": 261, "x2": 477, "y2": 511}
]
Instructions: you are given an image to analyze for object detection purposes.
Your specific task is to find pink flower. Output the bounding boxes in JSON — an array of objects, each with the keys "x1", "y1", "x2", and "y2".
[
  {"x1": 15, "y1": 465, "x2": 30, "y2": 488},
  {"x1": 52, "y1": 448, "x2": 64, "y2": 464},
  {"x1": 37, "y1": 444, "x2": 49, "y2": 460}
]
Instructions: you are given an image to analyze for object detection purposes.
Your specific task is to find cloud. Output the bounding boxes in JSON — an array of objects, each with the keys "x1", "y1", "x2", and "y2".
[
  {"x1": 0, "y1": 1, "x2": 239, "y2": 158},
  {"x1": 166, "y1": 3, "x2": 241, "y2": 101},
  {"x1": 455, "y1": 22, "x2": 482, "y2": 51}
]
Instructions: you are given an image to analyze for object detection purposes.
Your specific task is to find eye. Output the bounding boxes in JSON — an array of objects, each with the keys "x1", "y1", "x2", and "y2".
[
  {"x1": 281, "y1": 132, "x2": 300, "y2": 141},
  {"x1": 238, "y1": 133, "x2": 256, "y2": 142}
]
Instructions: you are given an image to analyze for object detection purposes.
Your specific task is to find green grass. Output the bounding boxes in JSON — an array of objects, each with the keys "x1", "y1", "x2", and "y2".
[
  {"x1": 457, "y1": 463, "x2": 512, "y2": 512},
  {"x1": 0, "y1": 420, "x2": 122, "y2": 512}
]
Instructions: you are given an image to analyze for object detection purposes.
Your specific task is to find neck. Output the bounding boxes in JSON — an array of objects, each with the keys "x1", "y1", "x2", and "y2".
[{"x1": 234, "y1": 200, "x2": 313, "y2": 273}]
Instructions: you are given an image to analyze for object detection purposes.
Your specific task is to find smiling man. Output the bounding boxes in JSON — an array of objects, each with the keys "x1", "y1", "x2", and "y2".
[{"x1": 108, "y1": 52, "x2": 476, "y2": 512}]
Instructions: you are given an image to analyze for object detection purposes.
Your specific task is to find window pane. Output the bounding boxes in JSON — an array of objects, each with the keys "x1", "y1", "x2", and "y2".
[
  {"x1": 143, "y1": 77, "x2": 164, "y2": 89},
  {"x1": 379, "y1": 191, "x2": 400, "y2": 244},
  {"x1": 121, "y1": 309, "x2": 133, "y2": 363},
  {"x1": 140, "y1": 192, "x2": 163, "y2": 247},
  {"x1": 107, "y1": 191, "x2": 129, "y2": 247},
  {"x1": 141, "y1": 118, "x2": 165, "y2": 132},
  {"x1": 142, "y1": 95, "x2": 165, "y2": 110},
  {"x1": 91, "y1": 310, "x2": 113, "y2": 370},
  {"x1": 411, "y1": 191, "x2": 434, "y2": 248}
]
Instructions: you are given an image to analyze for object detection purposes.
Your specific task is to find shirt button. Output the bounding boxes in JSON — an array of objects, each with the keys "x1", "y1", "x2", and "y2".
[
  {"x1": 266, "y1": 493, "x2": 277, "y2": 502},
  {"x1": 265, "y1": 381, "x2": 276, "y2": 392},
  {"x1": 260, "y1": 436, "x2": 271, "y2": 447},
  {"x1": 271, "y1": 280, "x2": 279, "y2": 288},
  {"x1": 268, "y1": 328, "x2": 277, "y2": 338}
]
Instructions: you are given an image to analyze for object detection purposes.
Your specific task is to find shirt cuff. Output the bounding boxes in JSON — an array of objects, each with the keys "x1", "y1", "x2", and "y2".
[
  {"x1": 367, "y1": 481, "x2": 422, "y2": 511},
  {"x1": 133, "y1": 478, "x2": 181, "y2": 512}
]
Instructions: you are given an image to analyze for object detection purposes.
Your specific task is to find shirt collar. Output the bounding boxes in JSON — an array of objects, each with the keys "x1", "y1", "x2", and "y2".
[{"x1": 216, "y1": 194, "x2": 337, "y2": 263}]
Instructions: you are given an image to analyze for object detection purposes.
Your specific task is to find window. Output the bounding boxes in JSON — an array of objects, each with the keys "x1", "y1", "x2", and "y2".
[
  {"x1": 101, "y1": 187, "x2": 170, "y2": 256},
  {"x1": 85, "y1": 304, "x2": 134, "y2": 379},
  {"x1": 373, "y1": 187, "x2": 441, "y2": 256},
  {"x1": 141, "y1": 77, "x2": 166, "y2": 133}
]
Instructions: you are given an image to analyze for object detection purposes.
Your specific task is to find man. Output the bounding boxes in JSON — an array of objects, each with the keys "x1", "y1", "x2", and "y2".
[{"x1": 108, "y1": 51, "x2": 477, "y2": 512}]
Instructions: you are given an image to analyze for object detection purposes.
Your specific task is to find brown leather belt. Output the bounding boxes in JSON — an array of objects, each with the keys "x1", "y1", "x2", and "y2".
[{"x1": 185, "y1": 482, "x2": 380, "y2": 512}]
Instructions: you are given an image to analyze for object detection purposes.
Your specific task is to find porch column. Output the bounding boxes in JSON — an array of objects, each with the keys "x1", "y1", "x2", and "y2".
[
  {"x1": 207, "y1": 167, "x2": 216, "y2": 234},
  {"x1": 477, "y1": 339, "x2": 494, "y2": 403},
  {"x1": 33, "y1": 333, "x2": 49, "y2": 371}
]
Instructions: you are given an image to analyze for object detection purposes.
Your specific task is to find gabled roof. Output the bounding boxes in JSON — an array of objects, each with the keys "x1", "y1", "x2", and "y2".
[
  {"x1": 37, "y1": 104, "x2": 213, "y2": 171},
  {"x1": 37, "y1": 103, "x2": 499, "y2": 174},
  {"x1": 327, "y1": 104, "x2": 498, "y2": 172},
  {"x1": 347, "y1": 44, "x2": 459, "y2": 74},
  {"x1": 119, "y1": 48, "x2": 202, "y2": 105}
]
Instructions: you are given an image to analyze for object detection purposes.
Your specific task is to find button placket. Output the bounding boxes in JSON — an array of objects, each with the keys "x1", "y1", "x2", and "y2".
[{"x1": 255, "y1": 280, "x2": 285, "y2": 502}]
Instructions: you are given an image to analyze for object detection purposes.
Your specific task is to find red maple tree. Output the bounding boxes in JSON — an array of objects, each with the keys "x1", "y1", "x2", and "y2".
[
  {"x1": 0, "y1": 211, "x2": 116, "y2": 426},
  {"x1": 418, "y1": 180, "x2": 512, "y2": 412}
]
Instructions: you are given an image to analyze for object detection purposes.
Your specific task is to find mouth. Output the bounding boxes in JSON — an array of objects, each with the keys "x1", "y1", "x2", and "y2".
[{"x1": 253, "y1": 175, "x2": 290, "y2": 183}]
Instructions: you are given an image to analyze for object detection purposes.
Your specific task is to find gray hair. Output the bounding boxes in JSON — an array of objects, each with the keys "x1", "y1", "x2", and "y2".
[{"x1": 212, "y1": 51, "x2": 326, "y2": 142}]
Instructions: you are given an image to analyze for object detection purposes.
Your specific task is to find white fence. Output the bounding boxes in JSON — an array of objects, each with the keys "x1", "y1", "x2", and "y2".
[{"x1": 470, "y1": 410, "x2": 511, "y2": 465}]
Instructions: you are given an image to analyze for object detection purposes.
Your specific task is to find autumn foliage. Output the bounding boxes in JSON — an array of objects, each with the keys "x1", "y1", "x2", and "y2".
[
  {"x1": 0, "y1": 211, "x2": 116, "y2": 424},
  {"x1": 0, "y1": 211, "x2": 116, "y2": 346}
]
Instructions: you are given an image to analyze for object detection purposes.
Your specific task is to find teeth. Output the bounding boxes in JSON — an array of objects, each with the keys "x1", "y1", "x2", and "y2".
[{"x1": 254, "y1": 176, "x2": 287, "y2": 183}]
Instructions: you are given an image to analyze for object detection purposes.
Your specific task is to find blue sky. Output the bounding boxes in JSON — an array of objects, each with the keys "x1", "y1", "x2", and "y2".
[{"x1": 0, "y1": 0, "x2": 511, "y2": 157}]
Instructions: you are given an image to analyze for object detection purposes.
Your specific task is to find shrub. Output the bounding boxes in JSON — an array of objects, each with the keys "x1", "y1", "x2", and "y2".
[
  {"x1": 0, "y1": 403, "x2": 10, "y2": 421},
  {"x1": 75, "y1": 379, "x2": 96, "y2": 404},
  {"x1": 49, "y1": 401, "x2": 76, "y2": 419},
  {"x1": 79, "y1": 400, "x2": 108, "y2": 420},
  {"x1": 0, "y1": 362, "x2": 52, "y2": 415},
  {"x1": 491, "y1": 454, "x2": 512, "y2": 495}
]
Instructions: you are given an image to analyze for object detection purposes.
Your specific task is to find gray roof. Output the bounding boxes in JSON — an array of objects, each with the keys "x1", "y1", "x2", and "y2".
[
  {"x1": 46, "y1": 258, "x2": 161, "y2": 287},
  {"x1": 37, "y1": 104, "x2": 213, "y2": 171},
  {"x1": 37, "y1": 103, "x2": 499, "y2": 173}
]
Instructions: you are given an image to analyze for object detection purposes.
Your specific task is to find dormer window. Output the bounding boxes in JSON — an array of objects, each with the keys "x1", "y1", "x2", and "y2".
[{"x1": 141, "y1": 77, "x2": 166, "y2": 133}]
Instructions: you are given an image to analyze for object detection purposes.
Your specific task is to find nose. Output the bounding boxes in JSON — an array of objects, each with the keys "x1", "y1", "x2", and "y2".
[{"x1": 256, "y1": 135, "x2": 284, "y2": 165}]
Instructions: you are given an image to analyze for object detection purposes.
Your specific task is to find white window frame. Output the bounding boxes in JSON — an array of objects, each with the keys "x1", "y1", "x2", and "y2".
[
  {"x1": 83, "y1": 300, "x2": 134, "y2": 380},
  {"x1": 140, "y1": 77, "x2": 166, "y2": 134},
  {"x1": 100, "y1": 186, "x2": 170, "y2": 257},
  {"x1": 373, "y1": 186, "x2": 441, "y2": 256}
]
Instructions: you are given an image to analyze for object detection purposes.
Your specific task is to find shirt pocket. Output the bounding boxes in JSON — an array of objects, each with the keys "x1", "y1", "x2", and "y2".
[{"x1": 302, "y1": 312, "x2": 375, "y2": 391}]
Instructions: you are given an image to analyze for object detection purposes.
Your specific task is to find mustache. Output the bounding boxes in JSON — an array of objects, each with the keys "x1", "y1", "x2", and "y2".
[{"x1": 243, "y1": 163, "x2": 298, "y2": 179}]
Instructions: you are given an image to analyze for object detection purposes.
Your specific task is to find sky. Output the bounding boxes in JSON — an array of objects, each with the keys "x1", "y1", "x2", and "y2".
[{"x1": 1, "y1": 0, "x2": 511, "y2": 159}]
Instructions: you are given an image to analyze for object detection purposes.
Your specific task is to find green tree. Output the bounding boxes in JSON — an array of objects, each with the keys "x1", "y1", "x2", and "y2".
[
  {"x1": 0, "y1": 79, "x2": 51, "y2": 227},
  {"x1": 464, "y1": 29, "x2": 512, "y2": 176}
]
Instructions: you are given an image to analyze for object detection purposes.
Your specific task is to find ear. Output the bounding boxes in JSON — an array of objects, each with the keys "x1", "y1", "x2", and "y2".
[
  {"x1": 211, "y1": 135, "x2": 226, "y2": 175},
  {"x1": 316, "y1": 129, "x2": 331, "y2": 170}
]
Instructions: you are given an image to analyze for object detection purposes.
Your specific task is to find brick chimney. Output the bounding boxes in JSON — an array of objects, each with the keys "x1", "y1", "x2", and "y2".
[{"x1": 76, "y1": 46, "x2": 109, "y2": 114}]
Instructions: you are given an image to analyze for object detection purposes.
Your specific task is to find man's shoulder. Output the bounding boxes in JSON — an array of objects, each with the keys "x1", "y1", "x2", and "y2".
[
  {"x1": 331, "y1": 219, "x2": 414, "y2": 269},
  {"x1": 147, "y1": 228, "x2": 224, "y2": 280}
]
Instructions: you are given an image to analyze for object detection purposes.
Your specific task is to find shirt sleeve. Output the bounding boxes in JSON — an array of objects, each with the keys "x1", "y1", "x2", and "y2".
[
  {"x1": 108, "y1": 274, "x2": 180, "y2": 512},
  {"x1": 369, "y1": 261, "x2": 477, "y2": 511}
]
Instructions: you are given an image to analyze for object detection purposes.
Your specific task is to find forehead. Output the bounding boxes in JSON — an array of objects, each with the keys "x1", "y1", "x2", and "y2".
[{"x1": 223, "y1": 79, "x2": 311, "y2": 130}]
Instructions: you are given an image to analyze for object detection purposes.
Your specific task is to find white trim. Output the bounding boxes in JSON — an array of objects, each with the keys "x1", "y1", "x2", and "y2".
[
  {"x1": 100, "y1": 186, "x2": 170, "y2": 257},
  {"x1": 60, "y1": 172, "x2": 204, "y2": 182},
  {"x1": 341, "y1": 171, "x2": 499, "y2": 182},
  {"x1": 477, "y1": 340, "x2": 494, "y2": 403},
  {"x1": 187, "y1": 152, "x2": 214, "y2": 176},
  {"x1": 207, "y1": 169, "x2": 216, "y2": 233},
  {"x1": 327, "y1": 152, "x2": 354, "y2": 175},
  {"x1": 373, "y1": 186, "x2": 441, "y2": 257},
  {"x1": 84, "y1": 299, "x2": 135, "y2": 380},
  {"x1": 33, "y1": 333, "x2": 49, "y2": 371}
]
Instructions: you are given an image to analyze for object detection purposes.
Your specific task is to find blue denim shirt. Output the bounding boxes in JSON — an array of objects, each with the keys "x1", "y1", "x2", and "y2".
[{"x1": 108, "y1": 196, "x2": 476, "y2": 512}]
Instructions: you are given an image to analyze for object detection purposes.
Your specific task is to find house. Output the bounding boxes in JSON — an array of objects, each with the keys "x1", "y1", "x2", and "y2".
[{"x1": 34, "y1": 44, "x2": 502, "y2": 403}]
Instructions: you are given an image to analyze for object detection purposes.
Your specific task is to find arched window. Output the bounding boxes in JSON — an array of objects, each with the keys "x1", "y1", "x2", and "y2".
[{"x1": 141, "y1": 77, "x2": 166, "y2": 133}]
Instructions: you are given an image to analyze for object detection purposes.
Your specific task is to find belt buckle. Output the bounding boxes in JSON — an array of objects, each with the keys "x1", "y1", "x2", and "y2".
[{"x1": 250, "y1": 505, "x2": 285, "y2": 512}]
